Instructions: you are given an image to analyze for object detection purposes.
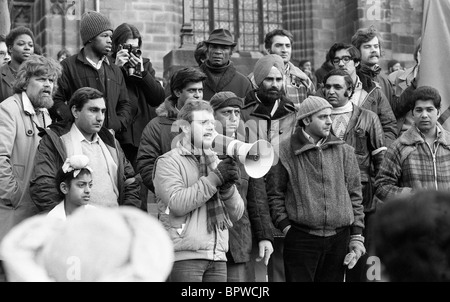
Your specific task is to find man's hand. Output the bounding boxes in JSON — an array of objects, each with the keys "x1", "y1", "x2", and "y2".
[
  {"x1": 213, "y1": 157, "x2": 240, "y2": 190},
  {"x1": 255, "y1": 240, "x2": 273, "y2": 266},
  {"x1": 343, "y1": 235, "x2": 366, "y2": 269}
]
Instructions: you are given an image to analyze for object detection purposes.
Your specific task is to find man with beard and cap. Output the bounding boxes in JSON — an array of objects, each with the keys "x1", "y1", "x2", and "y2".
[
  {"x1": 199, "y1": 28, "x2": 253, "y2": 101},
  {"x1": 240, "y1": 54, "x2": 297, "y2": 282},
  {"x1": 51, "y1": 11, "x2": 132, "y2": 140},
  {"x1": 0, "y1": 54, "x2": 62, "y2": 281}
]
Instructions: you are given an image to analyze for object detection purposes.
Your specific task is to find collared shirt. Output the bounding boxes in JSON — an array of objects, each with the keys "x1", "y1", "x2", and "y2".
[
  {"x1": 302, "y1": 128, "x2": 326, "y2": 147},
  {"x1": 85, "y1": 55, "x2": 109, "y2": 70},
  {"x1": 285, "y1": 62, "x2": 314, "y2": 109},
  {"x1": 350, "y1": 76, "x2": 365, "y2": 107},
  {"x1": 417, "y1": 126, "x2": 442, "y2": 154},
  {"x1": 68, "y1": 124, "x2": 119, "y2": 207},
  {"x1": 22, "y1": 92, "x2": 52, "y2": 129},
  {"x1": 47, "y1": 202, "x2": 96, "y2": 221}
]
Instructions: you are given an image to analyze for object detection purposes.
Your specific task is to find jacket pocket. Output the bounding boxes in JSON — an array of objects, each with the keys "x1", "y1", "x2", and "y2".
[
  {"x1": 353, "y1": 128, "x2": 368, "y2": 156},
  {"x1": 13, "y1": 164, "x2": 25, "y2": 180}
]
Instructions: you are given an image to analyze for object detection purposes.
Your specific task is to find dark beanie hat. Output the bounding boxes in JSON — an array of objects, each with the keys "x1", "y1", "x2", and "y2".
[
  {"x1": 80, "y1": 11, "x2": 113, "y2": 45},
  {"x1": 253, "y1": 54, "x2": 285, "y2": 87},
  {"x1": 210, "y1": 91, "x2": 243, "y2": 111}
]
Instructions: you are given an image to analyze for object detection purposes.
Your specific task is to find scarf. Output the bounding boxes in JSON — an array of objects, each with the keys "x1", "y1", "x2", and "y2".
[
  {"x1": 180, "y1": 141, "x2": 233, "y2": 233},
  {"x1": 359, "y1": 63, "x2": 381, "y2": 79},
  {"x1": 331, "y1": 102, "x2": 354, "y2": 140},
  {"x1": 201, "y1": 61, "x2": 237, "y2": 94}
]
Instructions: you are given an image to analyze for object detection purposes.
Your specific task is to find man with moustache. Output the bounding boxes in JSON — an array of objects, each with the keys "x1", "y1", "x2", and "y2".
[
  {"x1": 266, "y1": 96, "x2": 365, "y2": 282},
  {"x1": 30, "y1": 87, "x2": 141, "y2": 213},
  {"x1": 317, "y1": 43, "x2": 397, "y2": 147},
  {"x1": 0, "y1": 26, "x2": 35, "y2": 102},
  {"x1": 241, "y1": 54, "x2": 297, "y2": 282},
  {"x1": 323, "y1": 69, "x2": 386, "y2": 282},
  {"x1": 51, "y1": 11, "x2": 131, "y2": 139},
  {"x1": 351, "y1": 26, "x2": 395, "y2": 109},
  {"x1": 0, "y1": 54, "x2": 61, "y2": 281}
]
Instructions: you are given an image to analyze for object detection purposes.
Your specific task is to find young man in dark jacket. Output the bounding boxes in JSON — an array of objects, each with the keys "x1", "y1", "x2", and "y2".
[
  {"x1": 30, "y1": 87, "x2": 141, "y2": 213},
  {"x1": 136, "y1": 67, "x2": 206, "y2": 194},
  {"x1": 51, "y1": 11, "x2": 132, "y2": 139},
  {"x1": 266, "y1": 95, "x2": 365, "y2": 282}
]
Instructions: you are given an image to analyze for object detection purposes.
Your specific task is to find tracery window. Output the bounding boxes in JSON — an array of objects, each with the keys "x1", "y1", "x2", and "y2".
[{"x1": 191, "y1": 0, "x2": 282, "y2": 52}]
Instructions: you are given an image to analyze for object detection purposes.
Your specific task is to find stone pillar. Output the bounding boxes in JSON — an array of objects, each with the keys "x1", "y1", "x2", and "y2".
[
  {"x1": 163, "y1": 0, "x2": 196, "y2": 81},
  {"x1": 0, "y1": 0, "x2": 10, "y2": 35}
]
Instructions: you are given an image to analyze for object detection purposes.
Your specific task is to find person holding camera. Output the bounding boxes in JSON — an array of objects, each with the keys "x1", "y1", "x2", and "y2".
[
  {"x1": 51, "y1": 11, "x2": 132, "y2": 139},
  {"x1": 111, "y1": 23, "x2": 165, "y2": 171}
]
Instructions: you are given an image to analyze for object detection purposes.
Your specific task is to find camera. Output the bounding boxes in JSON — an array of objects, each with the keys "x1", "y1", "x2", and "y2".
[{"x1": 121, "y1": 44, "x2": 143, "y2": 78}]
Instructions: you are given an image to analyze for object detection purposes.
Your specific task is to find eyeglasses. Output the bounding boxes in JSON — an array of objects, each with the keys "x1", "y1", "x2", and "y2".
[{"x1": 332, "y1": 56, "x2": 352, "y2": 65}]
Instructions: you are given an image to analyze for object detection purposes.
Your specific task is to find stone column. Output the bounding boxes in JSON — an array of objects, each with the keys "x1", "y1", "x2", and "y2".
[
  {"x1": 0, "y1": 0, "x2": 10, "y2": 36},
  {"x1": 163, "y1": 0, "x2": 196, "y2": 81}
]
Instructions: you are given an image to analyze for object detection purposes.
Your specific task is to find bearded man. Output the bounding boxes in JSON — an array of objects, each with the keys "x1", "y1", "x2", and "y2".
[
  {"x1": 0, "y1": 54, "x2": 61, "y2": 281},
  {"x1": 240, "y1": 54, "x2": 297, "y2": 282}
]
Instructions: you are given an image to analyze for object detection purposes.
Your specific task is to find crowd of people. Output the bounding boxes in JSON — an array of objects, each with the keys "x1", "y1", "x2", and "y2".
[{"x1": 0, "y1": 10, "x2": 444, "y2": 283}]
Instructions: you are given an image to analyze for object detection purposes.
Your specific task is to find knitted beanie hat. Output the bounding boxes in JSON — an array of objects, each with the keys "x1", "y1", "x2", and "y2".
[
  {"x1": 80, "y1": 11, "x2": 113, "y2": 45},
  {"x1": 297, "y1": 96, "x2": 332, "y2": 121},
  {"x1": 253, "y1": 54, "x2": 285, "y2": 86},
  {"x1": 209, "y1": 91, "x2": 243, "y2": 111}
]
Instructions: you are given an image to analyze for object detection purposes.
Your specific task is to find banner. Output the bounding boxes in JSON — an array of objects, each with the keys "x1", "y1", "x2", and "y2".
[{"x1": 418, "y1": 0, "x2": 450, "y2": 130}]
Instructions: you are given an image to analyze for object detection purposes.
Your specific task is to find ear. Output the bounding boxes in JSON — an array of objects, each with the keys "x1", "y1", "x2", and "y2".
[
  {"x1": 60, "y1": 182, "x2": 69, "y2": 195},
  {"x1": 71, "y1": 106, "x2": 78, "y2": 119},
  {"x1": 174, "y1": 89, "x2": 182, "y2": 98},
  {"x1": 302, "y1": 117, "x2": 311, "y2": 126},
  {"x1": 355, "y1": 61, "x2": 360, "y2": 68}
]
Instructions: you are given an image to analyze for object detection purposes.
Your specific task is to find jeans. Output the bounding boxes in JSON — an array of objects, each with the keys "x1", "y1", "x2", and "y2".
[
  {"x1": 284, "y1": 226, "x2": 350, "y2": 282},
  {"x1": 226, "y1": 261, "x2": 248, "y2": 282},
  {"x1": 169, "y1": 260, "x2": 227, "y2": 282}
]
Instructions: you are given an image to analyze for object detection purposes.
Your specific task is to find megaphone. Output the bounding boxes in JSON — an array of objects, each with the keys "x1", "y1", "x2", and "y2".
[{"x1": 212, "y1": 134, "x2": 274, "y2": 178}]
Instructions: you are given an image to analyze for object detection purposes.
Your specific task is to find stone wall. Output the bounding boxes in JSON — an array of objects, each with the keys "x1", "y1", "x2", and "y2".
[{"x1": 27, "y1": 0, "x2": 423, "y2": 81}]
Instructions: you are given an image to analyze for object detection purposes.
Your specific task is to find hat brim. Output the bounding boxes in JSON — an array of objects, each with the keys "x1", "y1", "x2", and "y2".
[{"x1": 204, "y1": 39, "x2": 237, "y2": 47}]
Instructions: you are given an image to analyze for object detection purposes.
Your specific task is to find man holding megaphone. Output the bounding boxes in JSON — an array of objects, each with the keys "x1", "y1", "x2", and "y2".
[
  {"x1": 210, "y1": 91, "x2": 274, "y2": 282},
  {"x1": 153, "y1": 99, "x2": 244, "y2": 282}
]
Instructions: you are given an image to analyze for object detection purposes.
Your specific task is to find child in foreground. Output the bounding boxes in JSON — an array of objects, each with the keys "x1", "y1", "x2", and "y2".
[{"x1": 47, "y1": 154, "x2": 95, "y2": 220}]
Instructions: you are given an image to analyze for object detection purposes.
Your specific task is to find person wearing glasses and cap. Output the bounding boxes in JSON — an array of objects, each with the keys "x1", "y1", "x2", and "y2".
[
  {"x1": 199, "y1": 28, "x2": 253, "y2": 101},
  {"x1": 316, "y1": 42, "x2": 397, "y2": 148}
]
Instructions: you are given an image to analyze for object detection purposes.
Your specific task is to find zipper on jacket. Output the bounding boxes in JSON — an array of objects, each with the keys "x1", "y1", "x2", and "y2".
[
  {"x1": 319, "y1": 147, "x2": 327, "y2": 233},
  {"x1": 425, "y1": 141, "x2": 439, "y2": 190}
]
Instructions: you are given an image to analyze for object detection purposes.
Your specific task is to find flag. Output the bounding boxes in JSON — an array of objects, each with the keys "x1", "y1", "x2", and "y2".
[{"x1": 418, "y1": 0, "x2": 450, "y2": 130}]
